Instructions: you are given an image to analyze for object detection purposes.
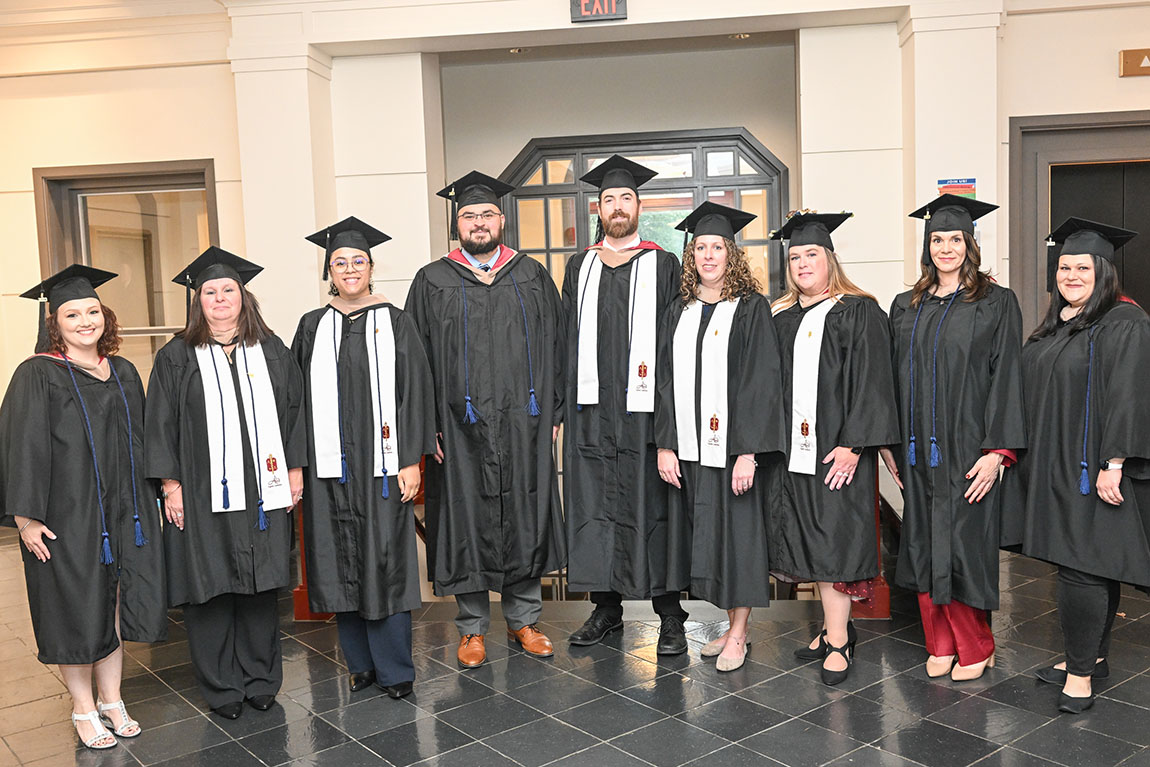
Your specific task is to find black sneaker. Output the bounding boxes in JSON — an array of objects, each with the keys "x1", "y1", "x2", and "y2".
[
  {"x1": 657, "y1": 615, "x2": 688, "y2": 655},
  {"x1": 569, "y1": 610, "x2": 623, "y2": 646}
]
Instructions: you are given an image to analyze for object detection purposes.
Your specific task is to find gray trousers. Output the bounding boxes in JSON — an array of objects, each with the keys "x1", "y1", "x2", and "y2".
[{"x1": 454, "y1": 579, "x2": 542, "y2": 635}]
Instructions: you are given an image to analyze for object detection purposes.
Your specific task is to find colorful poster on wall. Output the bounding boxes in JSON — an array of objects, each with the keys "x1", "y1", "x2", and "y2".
[{"x1": 937, "y1": 178, "x2": 976, "y2": 199}]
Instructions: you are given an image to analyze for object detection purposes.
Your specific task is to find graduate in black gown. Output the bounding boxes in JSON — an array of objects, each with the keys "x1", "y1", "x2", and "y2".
[
  {"x1": 884, "y1": 195, "x2": 1026, "y2": 682},
  {"x1": 655, "y1": 202, "x2": 786, "y2": 672},
  {"x1": 1002, "y1": 218, "x2": 1150, "y2": 714},
  {"x1": 145, "y1": 248, "x2": 306, "y2": 720},
  {"x1": 405, "y1": 171, "x2": 564, "y2": 669},
  {"x1": 564, "y1": 156, "x2": 689, "y2": 655},
  {"x1": 768, "y1": 212, "x2": 899, "y2": 686},
  {"x1": 0, "y1": 266, "x2": 165, "y2": 750},
  {"x1": 294, "y1": 217, "x2": 435, "y2": 699}
]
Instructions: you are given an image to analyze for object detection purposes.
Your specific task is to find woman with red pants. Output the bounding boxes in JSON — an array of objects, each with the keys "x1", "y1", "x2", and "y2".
[{"x1": 883, "y1": 195, "x2": 1026, "y2": 682}]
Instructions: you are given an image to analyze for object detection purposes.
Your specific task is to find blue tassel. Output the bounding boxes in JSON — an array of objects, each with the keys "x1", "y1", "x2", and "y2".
[
  {"x1": 134, "y1": 516, "x2": 147, "y2": 547},
  {"x1": 381, "y1": 470, "x2": 389, "y2": 499},
  {"x1": 929, "y1": 438, "x2": 941, "y2": 468},
  {"x1": 1079, "y1": 462, "x2": 1090, "y2": 495},
  {"x1": 463, "y1": 396, "x2": 479, "y2": 424},
  {"x1": 221, "y1": 478, "x2": 230, "y2": 509},
  {"x1": 256, "y1": 500, "x2": 268, "y2": 531},
  {"x1": 526, "y1": 389, "x2": 540, "y2": 417},
  {"x1": 577, "y1": 404, "x2": 583, "y2": 412},
  {"x1": 907, "y1": 437, "x2": 917, "y2": 467},
  {"x1": 340, "y1": 455, "x2": 348, "y2": 485},
  {"x1": 100, "y1": 533, "x2": 114, "y2": 565}
]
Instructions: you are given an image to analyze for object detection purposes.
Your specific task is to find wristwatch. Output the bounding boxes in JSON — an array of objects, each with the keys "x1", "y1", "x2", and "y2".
[
  {"x1": 849, "y1": 446, "x2": 864, "y2": 455},
  {"x1": 1101, "y1": 459, "x2": 1124, "y2": 471}
]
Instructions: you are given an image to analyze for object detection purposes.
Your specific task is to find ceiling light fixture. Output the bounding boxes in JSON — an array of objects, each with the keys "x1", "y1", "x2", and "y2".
[
  {"x1": 729, "y1": 33, "x2": 751, "y2": 40},
  {"x1": 509, "y1": 47, "x2": 527, "y2": 54}
]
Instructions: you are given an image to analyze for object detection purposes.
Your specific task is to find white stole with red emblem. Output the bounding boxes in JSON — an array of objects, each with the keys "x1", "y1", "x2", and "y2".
[
  {"x1": 311, "y1": 307, "x2": 399, "y2": 479},
  {"x1": 576, "y1": 249, "x2": 658, "y2": 412},
  {"x1": 776, "y1": 295, "x2": 841, "y2": 475},
  {"x1": 672, "y1": 297, "x2": 740, "y2": 468},
  {"x1": 195, "y1": 342, "x2": 291, "y2": 512}
]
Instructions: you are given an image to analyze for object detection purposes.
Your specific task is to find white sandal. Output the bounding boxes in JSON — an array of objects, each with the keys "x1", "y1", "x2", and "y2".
[
  {"x1": 97, "y1": 699, "x2": 141, "y2": 738},
  {"x1": 72, "y1": 711, "x2": 117, "y2": 749}
]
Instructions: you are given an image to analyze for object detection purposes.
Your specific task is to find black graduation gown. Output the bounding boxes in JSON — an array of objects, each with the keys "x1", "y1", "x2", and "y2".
[
  {"x1": 889, "y1": 284, "x2": 1026, "y2": 610},
  {"x1": 562, "y1": 247, "x2": 681, "y2": 597},
  {"x1": 0, "y1": 355, "x2": 166, "y2": 664},
  {"x1": 1001, "y1": 302, "x2": 1150, "y2": 588},
  {"x1": 768, "y1": 295, "x2": 900, "y2": 583},
  {"x1": 656, "y1": 294, "x2": 786, "y2": 609},
  {"x1": 292, "y1": 304, "x2": 436, "y2": 619},
  {"x1": 145, "y1": 336, "x2": 306, "y2": 607},
  {"x1": 405, "y1": 253, "x2": 565, "y2": 596}
]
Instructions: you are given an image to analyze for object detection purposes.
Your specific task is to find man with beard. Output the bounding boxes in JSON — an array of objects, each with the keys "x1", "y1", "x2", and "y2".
[
  {"x1": 563, "y1": 155, "x2": 688, "y2": 654},
  {"x1": 406, "y1": 171, "x2": 565, "y2": 668}
]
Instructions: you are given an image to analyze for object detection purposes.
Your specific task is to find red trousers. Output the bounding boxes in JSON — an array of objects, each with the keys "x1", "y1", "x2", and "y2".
[{"x1": 917, "y1": 592, "x2": 994, "y2": 666}]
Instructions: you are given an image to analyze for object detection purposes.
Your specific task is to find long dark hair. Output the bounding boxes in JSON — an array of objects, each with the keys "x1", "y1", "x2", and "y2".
[
  {"x1": 178, "y1": 280, "x2": 273, "y2": 347},
  {"x1": 45, "y1": 302, "x2": 122, "y2": 357},
  {"x1": 1028, "y1": 255, "x2": 1120, "y2": 341},
  {"x1": 911, "y1": 231, "x2": 992, "y2": 307}
]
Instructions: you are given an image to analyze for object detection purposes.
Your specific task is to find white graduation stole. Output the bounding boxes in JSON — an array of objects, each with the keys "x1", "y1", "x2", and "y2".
[
  {"x1": 672, "y1": 298, "x2": 740, "y2": 468},
  {"x1": 311, "y1": 307, "x2": 399, "y2": 479},
  {"x1": 195, "y1": 343, "x2": 292, "y2": 512},
  {"x1": 776, "y1": 295, "x2": 842, "y2": 475},
  {"x1": 576, "y1": 250, "x2": 658, "y2": 412}
]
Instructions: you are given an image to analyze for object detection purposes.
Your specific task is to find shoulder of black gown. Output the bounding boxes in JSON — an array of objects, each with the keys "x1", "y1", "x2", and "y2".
[
  {"x1": 144, "y1": 338, "x2": 194, "y2": 482},
  {"x1": 889, "y1": 289, "x2": 912, "y2": 326},
  {"x1": 729, "y1": 292, "x2": 786, "y2": 456},
  {"x1": 0, "y1": 357, "x2": 56, "y2": 524},
  {"x1": 837, "y1": 294, "x2": 901, "y2": 448},
  {"x1": 654, "y1": 297, "x2": 687, "y2": 450},
  {"x1": 259, "y1": 334, "x2": 307, "y2": 469},
  {"x1": 291, "y1": 307, "x2": 326, "y2": 356},
  {"x1": 1096, "y1": 300, "x2": 1150, "y2": 465}
]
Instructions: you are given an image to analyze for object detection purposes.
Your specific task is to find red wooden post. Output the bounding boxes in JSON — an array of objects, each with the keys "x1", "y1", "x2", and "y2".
[
  {"x1": 293, "y1": 499, "x2": 334, "y2": 621},
  {"x1": 853, "y1": 462, "x2": 891, "y2": 620}
]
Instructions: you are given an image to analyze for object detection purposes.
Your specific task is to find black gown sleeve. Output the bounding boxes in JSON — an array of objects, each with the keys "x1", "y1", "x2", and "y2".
[
  {"x1": 1098, "y1": 312, "x2": 1150, "y2": 471},
  {"x1": 981, "y1": 289, "x2": 1027, "y2": 452},
  {"x1": 404, "y1": 270, "x2": 441, "y2": 434},
  {"x1": 144, "y1": 343, "x2": 185, "y2": 482},
  {"x1": 839, "y1": 298, "x2": 900, "y2": 449},
  {"x1": 290, "y1": 313, "x2": 312, "y2": 375},
  {"x1": 728, "y1": 295, "x2": 786, "y2": 457},
  {"x1": 0, "y1": 362, "x2": 52, "y2": 525},
  {"x1": 654, "y1": 301, "x2": 680, "y2": 451},
  {"x1": 268, "y1": 336, "x2": 307, "y2": 470},
  {"x1": 393, "y1": 308, "x2": 438, "y2": 468}
]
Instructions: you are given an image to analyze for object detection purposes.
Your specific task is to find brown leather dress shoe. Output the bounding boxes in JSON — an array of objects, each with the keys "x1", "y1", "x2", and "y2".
[
  {"x1": 508, "y1": 624, "x2": 554, "y2": 658},
  {"x1": 457, "y1": 634, "x2": 487, "y2": 668}
]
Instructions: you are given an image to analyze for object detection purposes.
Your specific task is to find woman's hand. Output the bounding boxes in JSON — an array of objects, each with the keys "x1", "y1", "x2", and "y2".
[
  {"x1": 658, "y1": 448, "x2": 681, "y2": 489},
  {"x1": 963, "y1": 453, "x2": 1003, "y2": 504},
  {"x1": 434, "y1": 433, "x2": 444, "y2": 464},
  {"x1": 878, "y1": 447, "x2": 903, "y2": 490},
  {"x1": 162, "y1": 480, "x2": 184, "y2": 531},
  {"x1": 288, "y1": 468, "x2": 304, "y2": 510},
  {"x1": 823, "y1": 447, "x2": 860, "y2": 491},
  {"x1": 732, "y1": 454, "x2": 756, "y2": 496},
  {"x1": 398, "y1": 464, "x2": 422, "y2": 503},
  {"x1": 15, "y1": 516, "x2": 55, "y2": 562},
  {"x1": 1097, "y1": 464, "x2": 1125, "y2": 506}
]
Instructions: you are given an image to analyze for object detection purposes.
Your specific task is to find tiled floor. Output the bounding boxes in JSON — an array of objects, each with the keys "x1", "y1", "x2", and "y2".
[{"x1": 2, "y1": 525, "x2": 1150, "y2": 767}]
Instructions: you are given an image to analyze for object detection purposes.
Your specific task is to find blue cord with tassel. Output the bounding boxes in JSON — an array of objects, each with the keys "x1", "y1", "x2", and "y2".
[
  {"x1": 108, "y1": 362, "x2": 146, "y2": 546},
  {"x1": 510, "y1": 274, "x2": 541, "y2": 416},
  {"x1": 460, "y1": 277, "x2": 481, "y2": 424},
  {"x1": 927, "y1": 289, "x2": 962, "y2": 467},
  {"x1": 61, "y1": 355, "x2": 114, "y2": 565},
  {"x1": 1080, "y1": 327, "x2": 1097, "y2": 495},
  {"x1": 207, "y1": 348, "x2": 231, "y2": 509},
  {"x1": 371, "y1": 310, "x2": 390, "y2": 499},
  {"x1": 240, "y1": 344, "x2": 269, "y2": 531},
  {"x1": 332, "y1": 310, "x2": 349, "y2": 484}
]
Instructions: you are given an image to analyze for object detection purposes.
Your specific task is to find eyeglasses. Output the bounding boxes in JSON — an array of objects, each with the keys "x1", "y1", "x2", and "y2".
[
  {"x1": 458, "y1": 211, "x2": 500, "y2": 223},
  {"x1": 330, "y1": 257, "x2": 370, "y2": 273}
]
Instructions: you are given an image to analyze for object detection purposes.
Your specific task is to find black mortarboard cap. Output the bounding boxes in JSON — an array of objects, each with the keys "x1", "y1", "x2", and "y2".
[
  {"x1": 769, "y1": 211, "x2": 853, "y2": 252},
  {"x1": 306, "y1": 216, "x2": 391, "y2": 280},
  {"x1": 172, "y1": 246, "x2": 262, "y2": 316},
  {"x1": 21, "y1": 264, "x2": 118, "y2": 353},
  {"x1": 1044, "y1": 217, "x2": 1138, "y2": 292},
  {"x1": 908, "y1": 193, "x2": 998, "y2": 234},
  {"x1": 437, "y1": 171, "x2": 515, "y2": 240},
  {"x1": 675, "y1": 201, "x2": 756, "y2": 246},
  {"x1": 580, "y1": 154, "x2": 658, "y2": 193}
]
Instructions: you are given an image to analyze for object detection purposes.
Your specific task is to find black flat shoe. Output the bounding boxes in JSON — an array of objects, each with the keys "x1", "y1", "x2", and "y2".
[
  {"x1": 820, "y1": 636, "x2": 856, "y2": 687},
  {"x1": 246, "y1": 695, "x2": 276, "y2": 711},
  {"x1": 381, "y1": 680, "x2": 413, "y2": 699},
  {"x1": 656, "y1": 616, "x2": 688, "y2": 656},
  {"x1": 212, "y1": 702, "x2": 243, "y2": 720},
  {"x1": 1035, "y1": 659, "x2": 1110, "y2": 686},
  {"x1": 569, "y1": 611, "x2": 623, "y2": 646},
  {"x1": 1058, "y1": 692, "x2": 1095, "y2": 714},
  {"x1": 349, "y1": 671, "x2": 376, "y2": 692}
]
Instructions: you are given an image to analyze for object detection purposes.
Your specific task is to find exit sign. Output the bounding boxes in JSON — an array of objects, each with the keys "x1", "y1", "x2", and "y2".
[
  {"x1": 1120, "y1": 48, "x2": 1150, "y2": 77},
  {"x1": 571, "y1": 0, "x2": 626, "y2": 23}
]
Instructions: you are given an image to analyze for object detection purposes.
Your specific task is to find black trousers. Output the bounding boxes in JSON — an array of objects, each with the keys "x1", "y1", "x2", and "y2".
[
  {"x1": 591, "y1": 591, "x2": 688, "y2": 621},
  {"x1": 1058, "y1": 566, "x2": 1121, "y2": 677},
  {"x1": 336, "y1": 611, "x2": 414, "y2": 687},
  {"x1": 182, "y1": 590, "x2": 282, "y2": 709}
]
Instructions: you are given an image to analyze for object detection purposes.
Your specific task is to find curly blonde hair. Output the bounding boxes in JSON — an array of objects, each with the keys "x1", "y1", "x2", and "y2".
[{"x1": 680, "y1": 236, "x2": 762, "y2": 305}]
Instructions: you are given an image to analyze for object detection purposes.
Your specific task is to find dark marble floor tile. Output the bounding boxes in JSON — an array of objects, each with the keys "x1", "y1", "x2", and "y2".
[
  {"x1": 683, "y1": 744, "x2": 774, "y2": 767},
  {"x1": 977, "y1": 675, "x2": 1067, "y2": 717},
  {"x1": 789, "y1": 657, "x2": 897, "y2": 694},
  {"x1": 855, "y1": 636, "x2": 931, "y2": 674},
  {"x1": 741, "y1": 717, "x2": 864, "y2": 767},
  {"x1": 675, "y1": 693, "x2": 789, "y2": 742},
  {"x1": 406, "y1": 671, "x2": 498, "y2": 715},
  {"x1": 1111, "y1": 622, "x2": 1150, "y2": 649},
  {"x1": 824, "y1": 746, "x2": 926, "y2": 767},
  {"x1": 286, "y1": 741, "x2": 390, "y2": 767},
  {"x1": 556, "y1": 691, "x2": 665, "y2": 739},
  {"x1": 466, "y1": 653, "x2": 564, "y2": 693},
  {"x1": 681, "y1": 657, "x2": 785, "y2": 693},
  {"x1": 413, "y1": 652, "x2": 457, "y2": 683},
  {"x1": 414, "y1": 741, "x2": 520, "y2": 767},
  {"x1": 857, "y1": 671, "x2": 971, "y2": 716},
  {"x1": 1067, "y1": 696, "x2": 1150, "y2": 747},
  {"x1": 287, "y1": 674, "x2": 386, "y2": 714},
  {"x1": 435, "y1": 692, "x2": 544, "y2": 740},
  {"x1": 569, "y1": 652, "x2": 664, "y2": 691},
  {"x1": 319, "y1": 695, "x2": 428, "y2": 739},
  {"x1": 803, "y1": 694, "x2": 921, "y2": 742},
  {"x1": 616, "y1": 671, "x2": 728, "y2": 715},
  {"x1": 120, "y1": 672, "x2": 177, "y2": 705},
  {"x1": 610, "y1": 717, "x2": 730, "y2": 767},
  {"x1": 122, "y1": 715, "x2": 229, "y2": 766},
  {"x1": 236, "y1": 715, "x2": 349, "y2": 766},
  {"x1": 359, "y1": 718, "x2": 473, "y2": 767},
  {"x1": 927, "y1": 694, "x2": 1051, "y2": 745},
  {"x1": 1012, "y1": 718, "x2": 1141, "y2": 767},
  {"x1": 151, "y1": 741, "x2": 263, "y2": 767},
  {"x1": 422, "y1": 637, "x2": 517, "y2": 667},
  {"x1": 546, "y1": 743, "x2": 653, "y2": 767},
  {"x1": 290, "y1": 626, "x2": 341, "y2": 655},
  {"x1": 411, "y1": 622, "x2": 459, "y2": 654},
  {"x1": 1116, "y1": 747, "x2": 1150, "y2": 767},
  {"x1": 280, "y1": 654, "x2": 344, "y2": 693},
  {"x1": 126, "y1": 692, "x2": 202, "y2": 730},
  {"x1": 737, "y1": 671, "x2": 850, "y2": 716},
  {"x1": 1104, "y1": 672, "x2": 1150, "y2": 708},
  {"x1": 537, "y1": 636, "x2": 620, "y2": 672},
  {"x1": 126, "y1": 640, "x2": 191, "y2": 671},
  {"x1": 211, "y1": 697, "x2": 313, "y2": 739},
  {"x1": 153, "y1": 663, "x2": 199, "y2": 693},
  {"x1": 987, "y1": 641, "x2": 1061, "y2": 677},
  {"x1": 482, "y1": 717, "x2": 598, "y2": 767},
  {"x1": 743, "y1": 633, "x2": 817, "y2": 669},
  {"x1": 624, "y1": 641, "x2": 703, "y2": 672},
  {"x1": 1000, "y1": 557, "x2": 1058, "y2": 581},
  {"x1": 512, "y1": 671, "x2": 612, "y2": 714},
  {"x1": 971, "y1": 747, "x2": 1063, "y2": 766},
  {"x1": 874, "y1": 720, "x2": 999, "y2": 767},
  {"x1": 278, "y1": 637, "x2": 318, "y2": 663}
]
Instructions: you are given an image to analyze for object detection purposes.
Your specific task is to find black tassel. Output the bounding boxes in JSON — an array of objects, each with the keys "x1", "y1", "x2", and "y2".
[{"x1": 594, "y1": 217, "x2": 604, "y2": 244}]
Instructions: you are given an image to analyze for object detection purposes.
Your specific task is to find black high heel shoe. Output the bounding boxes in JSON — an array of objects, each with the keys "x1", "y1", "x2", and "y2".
[
  {"x1": 795, "y1": 630, "x2": 828, "y2": 661},
  {"x1": 821, "y1": 637, "x2": 856, "y2": 686}
]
